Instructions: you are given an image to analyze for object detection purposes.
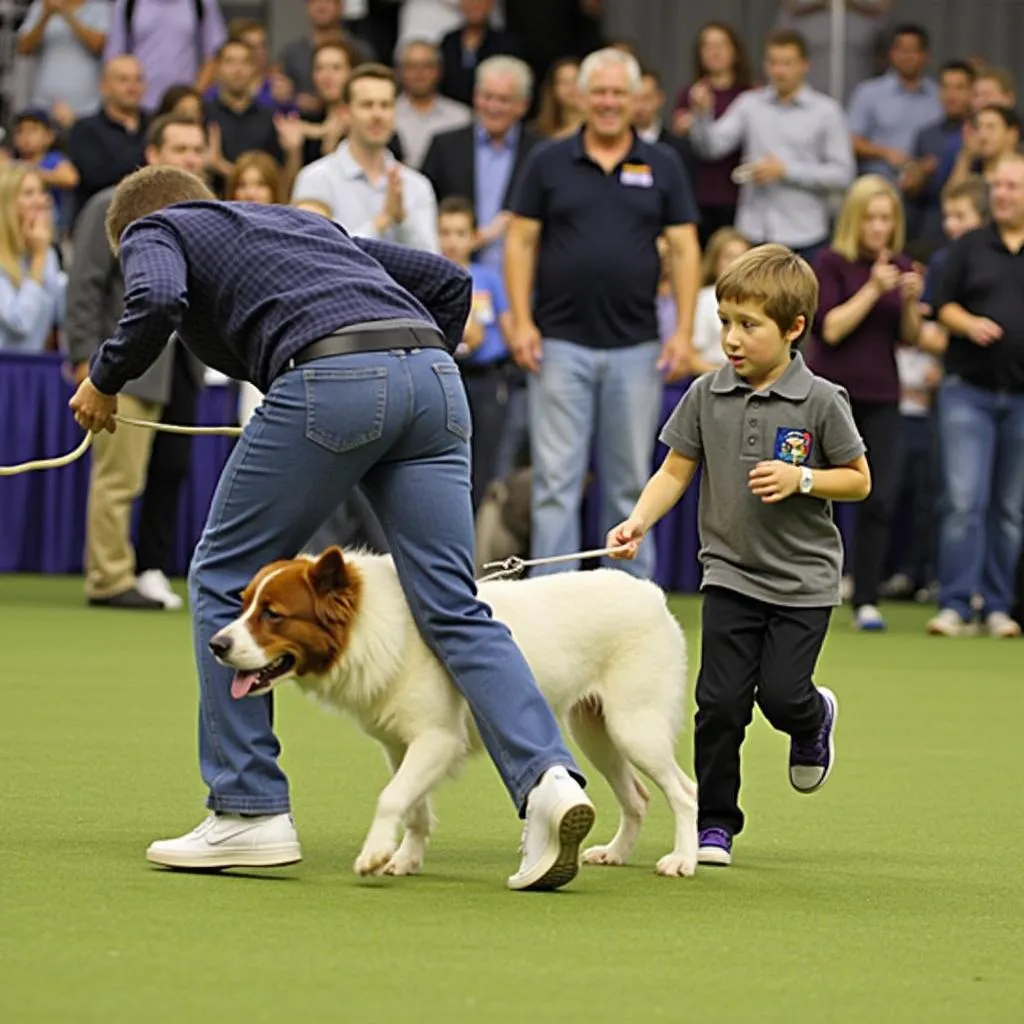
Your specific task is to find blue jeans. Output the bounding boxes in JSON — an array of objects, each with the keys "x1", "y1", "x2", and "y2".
[
  {"x1": 189, "y1": 348, "x2": 581, "y2": 817},
  {"x1": 936, "y1": 378, "x2": 1024, "y2": 618},
  {"x1": 527, "y1": 339, "x2": 662, "y2": 578}
]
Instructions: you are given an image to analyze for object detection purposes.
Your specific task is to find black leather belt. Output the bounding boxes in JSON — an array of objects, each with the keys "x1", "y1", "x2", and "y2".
[{"x1": 290, "y1": 326, "x2": 447, "y2": 368}]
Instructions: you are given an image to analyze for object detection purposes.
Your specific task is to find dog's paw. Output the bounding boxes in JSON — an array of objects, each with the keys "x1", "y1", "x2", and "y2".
[
  {"x1": 354, "y1": 844, "x2": 397, "y2": 876},
  {"x1": 381, "y1": 850, "x2": 423, "y2": 876},
  {"x1": 655, "y1": 852, "x2": 697, "y2": 878},
  {"x1": 582, "y1": 843, "x2": 628, "y2": 867}
]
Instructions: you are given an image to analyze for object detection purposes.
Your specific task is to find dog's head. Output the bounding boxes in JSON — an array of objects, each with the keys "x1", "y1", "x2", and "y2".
[{"x1": 209, "y1": 547, "x2": 361, "y2": 699}]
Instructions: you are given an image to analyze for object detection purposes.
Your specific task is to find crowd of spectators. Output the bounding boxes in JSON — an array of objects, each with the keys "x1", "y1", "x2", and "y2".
[{"x1": 0, "y1": 0, "x2": 1021, "y2": 637}]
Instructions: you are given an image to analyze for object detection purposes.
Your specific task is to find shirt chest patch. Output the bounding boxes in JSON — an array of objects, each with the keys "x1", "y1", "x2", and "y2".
[
  {"x1": 774, "y1": 427, "x2": 813, "y2": 465},
  {"x1": 620, "y1": 163, "x2": 654, "y2": 188}
]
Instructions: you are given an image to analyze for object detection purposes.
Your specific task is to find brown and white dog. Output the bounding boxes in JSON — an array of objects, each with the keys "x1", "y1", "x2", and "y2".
[{"x1": 211, "y1": 548, "x2": 699, "y2": 878}]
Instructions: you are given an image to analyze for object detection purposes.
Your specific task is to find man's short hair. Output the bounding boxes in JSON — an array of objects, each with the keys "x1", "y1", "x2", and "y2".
[
  {"x1": 640, "y1": 66, "x2": 663, "y2": 91},
  {"x1": 476, "y1": 54, "x2": 534, "y2": 102},
  {"x1": 716, "y1": 244, "x2": 819, "y2": 345},
  {"x1": 891, "y1": 23, "x2": 930, "y2": 49},
  {"x1": 764, "y1": 29, "x2": 809, "y2": 60},
  {"x1": 940, "y1": 60, "x2": 976, "y2": 82},
  {"x1": 106, "y1": 165, "x2": 215, "y2": 254},
  {"x1": 940, "y1": 175, "x2": 989, "y2": 218},
  {"x1": 314, "y1": 38, "x2": 365, "y2": 70},
  {"x1": 438, "y1": 195, "x2": 476, "y2": 226},
  {"x1": 216, "y1": 38, "x2": 253, "y2": 61},
  {"x1": 342, "y1": 62, "x2": 397, "y2": 105},
  {"x1": 146, "y1": 113, "x2": 207, "y2": 150},
  {"x1": 977, "y1": 103, "x2": 1023, "y2": 134}
]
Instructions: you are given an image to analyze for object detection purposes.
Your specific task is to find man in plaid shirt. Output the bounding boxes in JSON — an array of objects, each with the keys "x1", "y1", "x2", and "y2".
[{"x1": 70, "y1": 166, "x2": 594, "y2": 892}]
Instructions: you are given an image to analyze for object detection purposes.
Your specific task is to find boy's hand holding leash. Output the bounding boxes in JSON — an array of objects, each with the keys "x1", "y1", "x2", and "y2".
[
  {"x1": 69, "y1": 378, "x2": 118, "y2": 434},
  {"x1": 606, "y1": 518, "x2": 646, "y2": 560}
]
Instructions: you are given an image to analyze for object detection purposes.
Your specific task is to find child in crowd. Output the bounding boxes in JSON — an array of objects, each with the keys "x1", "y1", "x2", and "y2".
[
  {"x1": 437, "y1": 195, "x2": 512, "y2": 508},
  {"x1": 608, "y1": 245, "x2": 871, "y2": 867},
  {"x1": 690, "y1": 227, "x2": 751, "y2": 374},
  {"x1": 12, "y1": 110, "x2": 79, "y2": 235}
]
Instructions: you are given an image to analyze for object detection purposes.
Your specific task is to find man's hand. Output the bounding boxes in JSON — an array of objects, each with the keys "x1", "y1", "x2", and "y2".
[
  {"x1": 966, "y1": 315, "x2": 1003, "y2": 346},
  {"x1": 69, "y1": 378, "x2": 118, "y2": 434},
  {"x1": 751, "y1": 155, "x2": 785, "y2": 184},
  {"x1": 475, "y1": 211, "x2": 512, "y2": 248},
  {"x1": 748, "y1": 460, "x2": 801, "y2": 503},
  {"x1": 606, "y1": 517, "x2": 646, "y2": 560},
  {"x1": 657, "y1": 329, "x2": 692, "y2": 382},
  {"x1": 509, "y1": 320, "x2": 542, "y2": 373},
  {"x1": 386, "y1": 166, "x2": 405, "y2": 225},
  {"x1": 273, "y1": 112, "x2": 305, "y2": 154}
]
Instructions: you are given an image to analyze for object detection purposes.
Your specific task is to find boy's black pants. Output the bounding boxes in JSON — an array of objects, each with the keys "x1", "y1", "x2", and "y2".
[{"x1": 696, "y1": 586, "x2": 830, "y2": 837}]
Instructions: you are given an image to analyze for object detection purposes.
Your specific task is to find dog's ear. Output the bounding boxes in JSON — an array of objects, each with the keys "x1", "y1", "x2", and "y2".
[{"x1": 308, "y1": 547, "x2": 348, "y2": 597}]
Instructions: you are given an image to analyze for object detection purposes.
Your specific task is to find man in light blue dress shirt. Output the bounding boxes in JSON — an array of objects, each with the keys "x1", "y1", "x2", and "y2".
[{"x1": 846, "y1": 24, "x2": 943, "y2": 181}]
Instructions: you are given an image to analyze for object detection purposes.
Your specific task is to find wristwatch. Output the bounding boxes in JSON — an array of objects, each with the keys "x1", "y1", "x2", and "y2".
[{"x1": 799, "y1": 467, "x2": 814, "y2": 495}]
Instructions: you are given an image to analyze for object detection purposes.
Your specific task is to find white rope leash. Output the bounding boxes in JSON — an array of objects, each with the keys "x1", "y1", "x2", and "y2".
[
  {"x1": 0, "y1": 416, "x2": 242, "y2": 477},
  {"x1": 479, "y1": 545, "x2": 631, "y2": 582}
]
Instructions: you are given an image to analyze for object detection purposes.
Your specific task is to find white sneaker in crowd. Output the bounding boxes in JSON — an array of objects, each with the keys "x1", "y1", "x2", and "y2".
[
  {"x1": 985, "y1": 612, "x2": 1022, "y2": 638},
  {"x1": 136, "y1": 569, "x2": 184, "y2": 610},
  {"x1": 854, "y1": 604, "x2": 886, "y2": 632},
  {"x1": 146, "y1": 813, "x2": 301, "y2": 870},
  {"x1": 927, "y1": 608, "x2": 971, "y2": 636},
  {"x1": 507, "y1": 767, "x2": 595, "y2": 892}
]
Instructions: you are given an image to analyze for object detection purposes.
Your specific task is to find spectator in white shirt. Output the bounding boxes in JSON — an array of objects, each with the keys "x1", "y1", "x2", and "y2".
[
  {"x1": 291, "y1": 63, "x2": 439, "y2": 251},
  {"x1": 394, "y1": 38, "x2": 472, "y2": 169},
  {"x1": 690, "y1": 226, "x2": 752, "y2": 375}
]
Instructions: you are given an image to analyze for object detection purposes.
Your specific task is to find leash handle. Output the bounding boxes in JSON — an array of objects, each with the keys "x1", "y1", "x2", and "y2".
[{"x1": 0, "y1": 416, "x2": 243, "y2": 477}]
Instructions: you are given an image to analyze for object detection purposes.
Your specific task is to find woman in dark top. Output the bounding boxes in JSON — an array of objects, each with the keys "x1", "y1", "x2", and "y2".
[
  {"x1": 806, "y1": 174, "x2": 925, "y2": 632},
  {"x1": 672, "y1": 22, "x2": 754, "y2": 246}
]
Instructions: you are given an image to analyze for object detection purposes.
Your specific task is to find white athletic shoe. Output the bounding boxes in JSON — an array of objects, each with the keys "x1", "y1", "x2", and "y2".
[
  {"x1": 507, "y1": 767, "x2": 595, "y2": 891},
  {"x1": 985, "y1": 612, "x2": 1022, "y2": 638},
  {"x1": 146, "y1": 813, "x2": 301, "y2": 870},
  {"x1": 926, "y1": 608, "x2": 971, "y2": 637},
  {"x1": 136, "y1": 570, "x2": 184, "y2": 610}
]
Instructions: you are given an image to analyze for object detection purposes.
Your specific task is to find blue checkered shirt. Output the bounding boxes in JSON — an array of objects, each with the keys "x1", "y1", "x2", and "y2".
[{"x1": 89, "y1": 201, "x2": 472, "y2": 395}]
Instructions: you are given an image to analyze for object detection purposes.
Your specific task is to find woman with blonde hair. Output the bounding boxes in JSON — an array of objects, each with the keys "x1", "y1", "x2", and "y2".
[
  {"x1": 0, "y1": 164, "x2": 66, "y2": 352},
  {"x1": 806, "y1": 174, "x2": 925, "y2": 632},
  {"x1": 533, "y1": 58, "x2": 583, "y2": 140},
  {"x1": 225, "y1": 151, "x2": 284, "y2": 205}
]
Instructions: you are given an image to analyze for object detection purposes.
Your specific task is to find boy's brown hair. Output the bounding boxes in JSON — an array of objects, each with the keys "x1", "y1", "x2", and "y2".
[
  {"x1": 715, "y1": 243, "x2": 819, "y2": 344},
  {"x1": 438, "y1": 195, "x2": 476, "y2": 227},
  {"x1": 106, "y1": 165, "x2": 215, "y2": 254},
  {"x1": 940, "y1": 174, "x2": 989, "y2": 218}
]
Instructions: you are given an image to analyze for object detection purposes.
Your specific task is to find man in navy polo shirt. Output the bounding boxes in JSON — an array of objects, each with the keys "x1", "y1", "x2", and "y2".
[{"x1": 505, "y1": 47, "x2": 700, "y2": 579}]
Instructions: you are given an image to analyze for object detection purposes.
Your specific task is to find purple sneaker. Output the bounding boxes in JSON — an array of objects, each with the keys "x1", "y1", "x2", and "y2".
[
  {"x1": 789, "y1": 687, "x2": 838, "y2": 794},
  {"x1": 697, "y1": 827, "x2": 732, "y2": 867}
]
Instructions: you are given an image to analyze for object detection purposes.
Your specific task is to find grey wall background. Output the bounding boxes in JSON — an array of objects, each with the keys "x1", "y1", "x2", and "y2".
[{"x1": 601, "y1": 0, "x2": 1024, "y2": 98}]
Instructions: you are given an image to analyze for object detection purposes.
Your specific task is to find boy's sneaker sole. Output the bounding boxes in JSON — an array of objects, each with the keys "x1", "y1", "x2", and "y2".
[{"x1": 697, "y1": 845, "x2": 732, "y2": 867}]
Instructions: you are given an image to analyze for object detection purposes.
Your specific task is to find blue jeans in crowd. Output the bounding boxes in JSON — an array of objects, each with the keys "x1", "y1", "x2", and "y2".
[
  {"x1": 188, "y1": 347, "x2": 582, "y2": 817},
  {"x1": 527, "y1": 339, "x2": 662, "y2": 579},
  {"x1": 936, "y1": 377, "x2": 1024, "y2": 619}
]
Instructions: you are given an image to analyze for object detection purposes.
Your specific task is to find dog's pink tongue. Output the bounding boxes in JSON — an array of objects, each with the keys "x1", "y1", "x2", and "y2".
[{"x1": 231, "y1": 672, "x2": 259, "y2": 700}]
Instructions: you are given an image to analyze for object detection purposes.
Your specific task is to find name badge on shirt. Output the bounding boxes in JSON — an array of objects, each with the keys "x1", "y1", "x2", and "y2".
[
  {"x1": 774, "y1": 428, "x2": 814, "y2": 466},
  {"x1": 472, "y1": 290, "x2": 496, "y2": 326},
  {"x1": 620, "y1": 163, "x2": 654, "y2": 188}
]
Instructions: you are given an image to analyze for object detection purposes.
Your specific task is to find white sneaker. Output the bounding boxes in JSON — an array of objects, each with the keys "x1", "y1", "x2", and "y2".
[
  {"x1": 146, "y1": 813, "x2": 301, "y2": 870},
  {"x1": 927, "y1": 608, "x2": 970, "y2": 637},
  {"x1": 854, "y1": 604, "x2": 886, "y2": 631},
  {"x1": 985, "y1": 612, "x2": 1022, "y2": 638},
  {"x1": 507, "y1": 767, "x2": 595, "y2": 891},
  {"x1": 136, "y1": 569, "x2": 184, "y2": 610}
]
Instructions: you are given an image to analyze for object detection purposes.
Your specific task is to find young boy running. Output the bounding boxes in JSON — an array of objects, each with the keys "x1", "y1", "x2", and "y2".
[{"x1": 608, "y1": 244, "x2": 871, "y2": 866}]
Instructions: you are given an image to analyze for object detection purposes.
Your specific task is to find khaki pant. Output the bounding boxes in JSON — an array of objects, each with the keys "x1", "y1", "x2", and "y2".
[{"x1": 84, "y1": 395, "x2": 163, "y2": 599}]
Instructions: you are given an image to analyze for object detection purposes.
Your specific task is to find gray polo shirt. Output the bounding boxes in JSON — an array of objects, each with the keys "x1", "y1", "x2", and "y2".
[{"x1": 660, "y1": 352, "x2": 865, "y2": 607}]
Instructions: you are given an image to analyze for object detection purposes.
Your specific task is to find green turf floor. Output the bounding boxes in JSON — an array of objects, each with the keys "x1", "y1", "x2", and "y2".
[{"x1": 1, "y1": 575, "x2": 1021, "y2": 1023}]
